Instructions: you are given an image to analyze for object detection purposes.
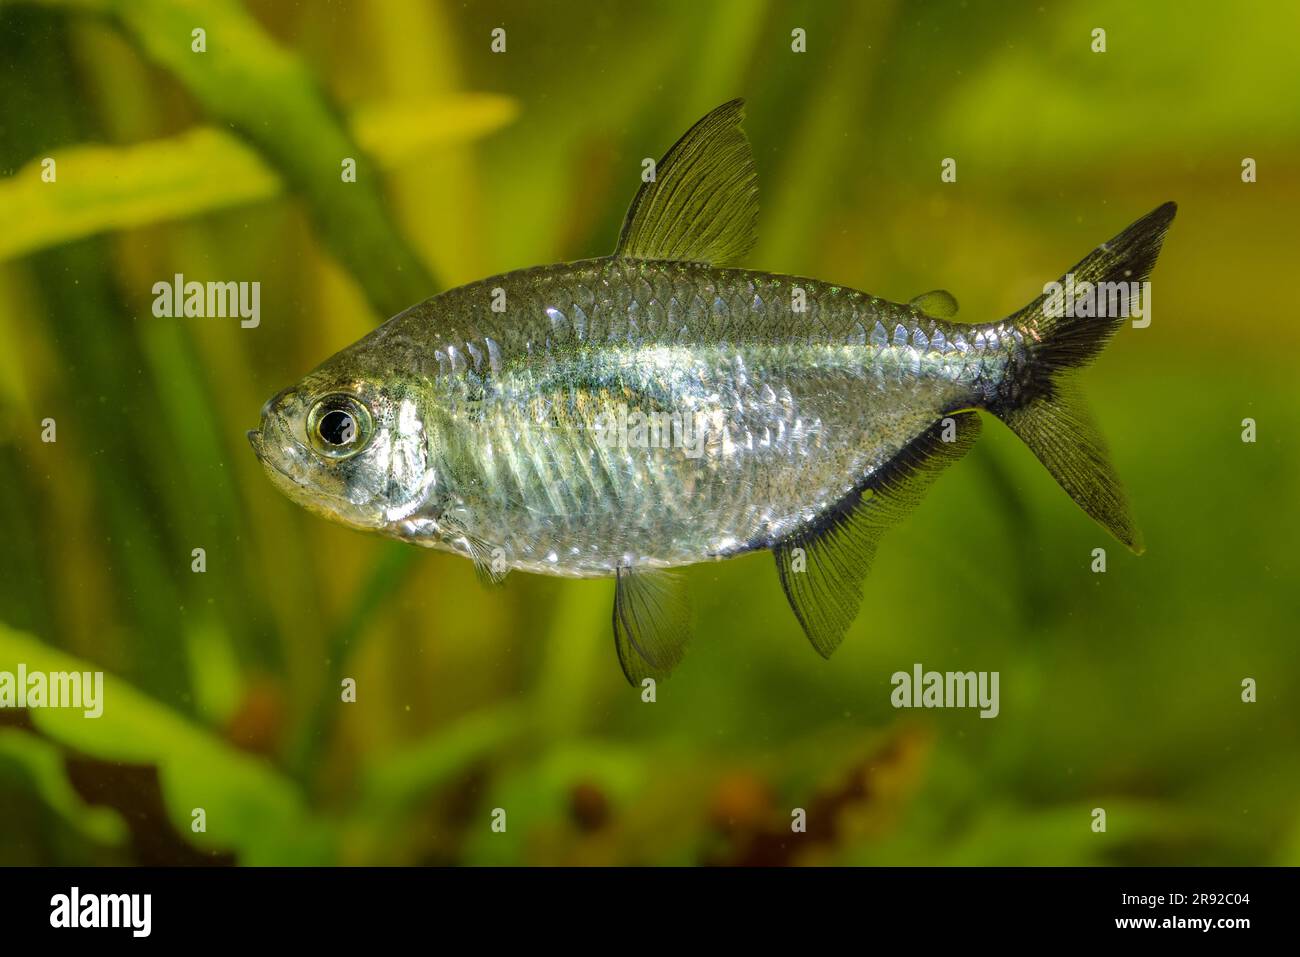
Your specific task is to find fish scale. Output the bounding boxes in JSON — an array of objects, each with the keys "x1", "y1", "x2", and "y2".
[{"x1": 380, "y1": 257, "x2": 1002, "y2": 576}]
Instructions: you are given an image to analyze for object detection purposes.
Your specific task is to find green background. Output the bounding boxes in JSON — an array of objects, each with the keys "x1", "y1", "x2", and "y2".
[{"x1": 0, "y1": 0, "x2": 1296, "y2": 865}]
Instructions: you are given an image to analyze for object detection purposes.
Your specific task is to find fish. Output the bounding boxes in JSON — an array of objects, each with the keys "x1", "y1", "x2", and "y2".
[{"x1": 249, "y1": 99, "x2": 1176, "y2": 684}]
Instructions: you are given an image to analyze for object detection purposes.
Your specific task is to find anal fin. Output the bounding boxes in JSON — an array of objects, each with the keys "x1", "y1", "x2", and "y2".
[
  {"x1": 613, "y1": 565, "x2": 691, "y2": 685},
  {"x1": 773, "y1": 411, "x2": 981, "y2": 658}
]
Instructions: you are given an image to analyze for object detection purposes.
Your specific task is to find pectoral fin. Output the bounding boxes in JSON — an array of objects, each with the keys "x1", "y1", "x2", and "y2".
[
  {"x1": 440, "y1": 512, "x2": 510, "y2": 586},
  {"x1": 613, "y1": 565, "x2": 692, "y2": 685},
  {"x1": 773, "y1": 411, "x2": 981, "y2": 658},
  {"x1": 462, "y1": 533, "x2": 510, "y2": 587},
  {"x1": 613, "y1": 98, "x2": 758, "y2": 266}
]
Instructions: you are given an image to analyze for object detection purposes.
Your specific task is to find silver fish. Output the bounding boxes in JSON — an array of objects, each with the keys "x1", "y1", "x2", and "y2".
[{"x1": 250, "y1": 100, "x2": 1175, "y2": 682}]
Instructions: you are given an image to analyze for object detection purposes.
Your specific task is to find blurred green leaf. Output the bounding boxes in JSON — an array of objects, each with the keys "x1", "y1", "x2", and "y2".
[
  {"x1": 0, "y1": 128, "x2": 272, "y2": 262},
  {"x1": 183, "y1": 619, "x2": 244, "y2": 727},
  {"x1": 10, "y1": 0, "x2": 439, "y2": 313},
  {"x1": 0, "y1": 93, "x2": 516, "y2": 263},
  {"x1": 925, "y1": 800, "x2": 1210, "y2": 867},
  {"x1": 360, "y1": 704, "x2": 528, "y2": 813},
  {"x1": 351, "y1": 93, "x2": 518, "y2": 169},
  {"x1": 0, "y1": 623, "x2": 331, "y2": 864},
  {"x1": 0, "y1": 728, "x2": 130, "y2": 846}
]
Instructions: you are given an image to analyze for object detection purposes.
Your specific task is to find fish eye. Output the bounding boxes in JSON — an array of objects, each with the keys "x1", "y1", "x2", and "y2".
[{"x1": 306, "y1": 394, "x2": 373, "y2": 459}]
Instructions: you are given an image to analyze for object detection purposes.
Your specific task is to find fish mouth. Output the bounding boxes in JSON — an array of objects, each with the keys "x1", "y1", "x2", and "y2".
[
  {"x1": 247, "y1": 419, "x2": 386, "y2": 531},
  {"x1": 247, "y1": 427, "x2": 274, "y2": 464},
  {"x1": 248, "y1": 421, "x2": 310, "y2": 490},
  {"x1": 248, "y1": 428, "x2": 284, "y2": 473}
]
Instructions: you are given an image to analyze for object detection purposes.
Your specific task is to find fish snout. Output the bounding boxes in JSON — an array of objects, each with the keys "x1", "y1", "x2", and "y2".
[
  {"x1": 259, "y1": 384, "x2": 294, "y2": 423},
  {"x1": 250, "y1": 385, "x2": 299, "y2": 455}
]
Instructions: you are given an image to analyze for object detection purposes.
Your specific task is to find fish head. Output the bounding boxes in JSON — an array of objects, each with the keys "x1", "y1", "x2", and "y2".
[{"x1": 249, "y1": 359, "x2": 436, "y2": 533}]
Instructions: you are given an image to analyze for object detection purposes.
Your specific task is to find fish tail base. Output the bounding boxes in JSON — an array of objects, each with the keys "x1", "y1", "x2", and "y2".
[{"x1": 988, "y1": 202, "x2": 1176, "y2": 553}]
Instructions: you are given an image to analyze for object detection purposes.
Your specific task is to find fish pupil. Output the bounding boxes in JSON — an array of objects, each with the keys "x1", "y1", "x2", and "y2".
[{"x1": 319, "y1": 409, "x2": 356, "y2": 446}]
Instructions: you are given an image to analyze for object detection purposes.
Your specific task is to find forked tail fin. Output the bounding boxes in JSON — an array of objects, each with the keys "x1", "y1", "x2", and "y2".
[{"x1": 991, "y1": 202, "x2": 1177, "y2": 553}]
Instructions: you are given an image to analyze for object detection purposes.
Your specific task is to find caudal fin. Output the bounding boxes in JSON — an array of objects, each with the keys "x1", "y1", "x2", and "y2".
[{"x1": 991, "y1": 202, "x2": 1176, "y2": 553}]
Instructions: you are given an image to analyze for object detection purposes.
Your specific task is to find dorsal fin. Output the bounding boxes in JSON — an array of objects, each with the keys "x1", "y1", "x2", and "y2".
[
  {"x1": 613, "y1": 98, "x2": 758, "y2": 266},
  {"x1": 773, "y1": 411, "x2": 981, "y2": 658},
  {"x1": 909, "y1": 289, "x2": 959, "y2": 318}
]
